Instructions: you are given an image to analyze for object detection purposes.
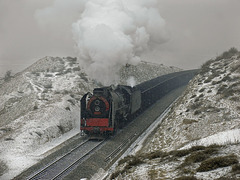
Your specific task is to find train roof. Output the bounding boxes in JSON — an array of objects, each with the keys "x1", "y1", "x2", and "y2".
[{"x1": 134, "y1": 69, "x2": 199, "y2": 92}]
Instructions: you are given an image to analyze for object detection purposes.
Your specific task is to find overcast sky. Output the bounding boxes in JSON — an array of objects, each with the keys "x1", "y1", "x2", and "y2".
[{"x1": 0, "y1": 0, "x2": 240, "y2": 76}]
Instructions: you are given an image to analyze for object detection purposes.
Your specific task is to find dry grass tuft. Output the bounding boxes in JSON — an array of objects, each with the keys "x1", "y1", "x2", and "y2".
[{"x1": 197, "y1": 154, "x2": 238, "y2": 172}]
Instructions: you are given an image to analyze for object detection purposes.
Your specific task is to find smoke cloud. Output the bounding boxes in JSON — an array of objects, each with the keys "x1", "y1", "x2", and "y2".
[
  {"x1": 71, "y1": 0, "x2": 168, "y2": 85},
  {"x1": 33, "y1": 0, "x2": 168, "y2": 85},
  {"x1": 1, "y1": 0, "x2": 240, "y2": 78},
  {"x1": 127, "y1": 76, "x2": 137, "y2": 87}
]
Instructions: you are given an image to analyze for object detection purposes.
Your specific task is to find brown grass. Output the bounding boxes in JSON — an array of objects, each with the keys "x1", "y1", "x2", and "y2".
[
  {"x1": 0, "y1": 160, "x2": 8, "y2": 176},
  {"x1": 197, "y1": 154, "x2": 238, "y2": 172},
  {"x1": 174, "y1": 176, "x2": 198, "y2": 180}
]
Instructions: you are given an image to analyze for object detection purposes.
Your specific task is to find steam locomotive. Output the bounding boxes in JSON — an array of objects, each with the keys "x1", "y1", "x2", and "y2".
[
  {"x1": 80, "y1": 69, "x2": 198, "y2": 135},
  {"x1": 80, "y1": 85, "x2": 141, "y2": 135}
]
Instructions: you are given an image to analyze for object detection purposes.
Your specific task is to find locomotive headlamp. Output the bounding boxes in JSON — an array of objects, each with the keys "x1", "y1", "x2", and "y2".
[
  {"x1": 95, "y1": 106, "x2": 100, "y2": 112},
  {"x1": 95, "y1": 100, "x2": 100, "y2": 105}
]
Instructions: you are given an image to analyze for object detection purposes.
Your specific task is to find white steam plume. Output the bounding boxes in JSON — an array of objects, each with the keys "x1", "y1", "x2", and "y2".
[
  {"x1": 72, "y1": 0, "x2": 168, "y2": 85},
  {"x1": 127, "y1": 76, "x2": 137, "y2": 87},
  {"x1": 35, "y1": 0, "x2": 169, "y2": 85}
]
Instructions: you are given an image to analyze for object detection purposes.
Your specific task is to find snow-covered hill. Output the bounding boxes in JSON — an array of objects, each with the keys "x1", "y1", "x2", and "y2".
[
  {"x1": 110, "y1": 48, "x2": 240, "y2": 180},
  {"x1": 0, "y1": 56, "x2": 180, "y2": 179}
]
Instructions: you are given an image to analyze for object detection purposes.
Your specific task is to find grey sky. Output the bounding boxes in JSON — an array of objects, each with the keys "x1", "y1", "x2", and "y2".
[
  {"x1": 0, "y1": 0, "x2": 240, "y2": 76},
  {"x1": 154, "y1": 0, "x2": 240, "y2": 69}
]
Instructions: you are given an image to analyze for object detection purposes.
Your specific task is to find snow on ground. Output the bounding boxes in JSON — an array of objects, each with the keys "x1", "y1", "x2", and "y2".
[
  {"x1": 182, "y1": 128, "x2": 240, "y2": 149},
  {"x1": 0, "y1": 56, "x2": 179, "y2": 179},
  {"x1": 109, "y1": 49, "x2": 240, "y2": 179},
  {"x1": 143, "y1": 54, "x2": 240, "y2": 153},
  {"x1": 0, "y1": 57, "x2": 92, "y2": 179}
]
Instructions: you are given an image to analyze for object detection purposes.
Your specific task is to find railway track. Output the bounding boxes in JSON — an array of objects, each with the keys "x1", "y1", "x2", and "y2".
[
  {"x1": 63, "y1": 86, "x2": 189, "y2": 179},
  {"x1": 105, "y1": 133, "x2": 137, "y2": 163},
  {"x1": 27, "y1": 138, "x2": 106, "y2": 180}
]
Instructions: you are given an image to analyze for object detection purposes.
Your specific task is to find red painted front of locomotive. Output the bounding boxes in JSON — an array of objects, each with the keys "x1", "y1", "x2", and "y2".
[{"x1": 81, "y1": 96, "x2": 113, "y2": 133}]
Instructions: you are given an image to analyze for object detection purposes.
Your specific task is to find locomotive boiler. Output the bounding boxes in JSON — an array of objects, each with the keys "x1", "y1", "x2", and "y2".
[{"x1": 80, "y1": 85, "x2": 141, "y2": 135}]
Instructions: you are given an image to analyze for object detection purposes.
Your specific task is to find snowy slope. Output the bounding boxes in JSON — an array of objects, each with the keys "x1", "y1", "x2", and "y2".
[
  {"x1": 0, "y1": 56, "x2": 179, "y2": 179},
  {"x1": 0, "y1": 56, "x2": 95, "y2": 179},
  {"x1": 110, "y1": 49, "x2": 240, "y2": 179}
]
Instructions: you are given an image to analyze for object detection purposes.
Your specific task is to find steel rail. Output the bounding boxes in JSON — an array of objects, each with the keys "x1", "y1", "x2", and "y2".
[
  {"x1": 105, "y1": 133, "x2": 137, "y2": 162},
  {"x1": 28, "y1": 138, "x2": 89, "y2": 180},
  {"x1": 51, "y1": 139, "x2": 106, "y2": 180}
]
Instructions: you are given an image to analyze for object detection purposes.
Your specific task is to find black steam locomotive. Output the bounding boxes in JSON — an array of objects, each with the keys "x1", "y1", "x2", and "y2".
[
  {"x1": 80, "y1": 69, "x2": 198, "y2": 135},
  {"x1": 80, "y1": 85, "x2": 141, "y2": 135}
]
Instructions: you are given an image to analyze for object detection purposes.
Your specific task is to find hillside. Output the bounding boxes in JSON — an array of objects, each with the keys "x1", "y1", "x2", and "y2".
[
  {"x1": 0, "y1": 56, "x2": 180, "y2": 179},
  {"x1": 109, "y1": 48, "x2": 240, "y2": 180}
]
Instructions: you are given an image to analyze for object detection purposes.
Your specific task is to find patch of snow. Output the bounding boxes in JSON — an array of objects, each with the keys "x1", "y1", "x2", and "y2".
[{"x1": 182, "y1": 128, "x2": 240, "y2": 149}]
